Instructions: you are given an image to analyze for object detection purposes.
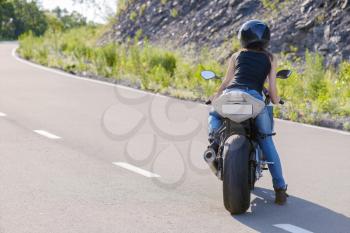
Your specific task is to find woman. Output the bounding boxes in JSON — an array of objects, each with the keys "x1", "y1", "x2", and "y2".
[{"x1": 208, "y1": 20, "x2": 288, "y2": 205}]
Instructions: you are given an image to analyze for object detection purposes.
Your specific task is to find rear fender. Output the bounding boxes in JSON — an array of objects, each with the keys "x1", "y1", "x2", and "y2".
[{"x1": 223, "y1": 134, "x2": 251, "y2": 160}]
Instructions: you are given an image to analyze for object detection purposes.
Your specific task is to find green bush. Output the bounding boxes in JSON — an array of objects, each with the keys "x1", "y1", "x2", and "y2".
[
  {"x1": 171, "y1": 8, "x2": 178, "y2": 17},
  {"x1": 139, "y1": 3, "x2": 147, "y2": 15},
  {"x1": 129, "y1": 11, "x2": 137, "y2": 21},
  {"x1": 261, "y1": 0, "x2": 279, "y2": 11},
  {"x1": 337, "y1": 61, "x2": 350, "y2": 115},
  {"x1": 261, "y1": 0, "x2": 290, "y2": 11},
  {"x1": 117, "y1": 0, "x2": 134, "y2": 14},
  {"x1": 149, "y1": 52, "x2": 177, "y2": 76}
]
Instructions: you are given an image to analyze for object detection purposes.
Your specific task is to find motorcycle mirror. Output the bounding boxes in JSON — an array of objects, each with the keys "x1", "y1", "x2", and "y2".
[
  {"x1": 201, "y1": 70, "x2": 217, "y2": 80},
  {"x1": 276, "y1": 69, "x2": 292, "y2": 79}
]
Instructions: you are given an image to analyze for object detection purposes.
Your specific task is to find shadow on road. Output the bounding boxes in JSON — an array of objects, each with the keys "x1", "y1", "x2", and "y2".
[{"x1": 233, "y1": 187, "x2": 350, "y2": 233}]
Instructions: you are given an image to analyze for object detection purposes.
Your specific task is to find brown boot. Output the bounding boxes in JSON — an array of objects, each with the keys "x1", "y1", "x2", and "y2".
[{"x1": 274, "y1": 186, "x2": 289, "y2": 205}]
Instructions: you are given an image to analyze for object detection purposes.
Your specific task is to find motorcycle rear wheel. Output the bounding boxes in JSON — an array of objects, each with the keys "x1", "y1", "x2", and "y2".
[{"x1": 222, "y1": 134, "x2": 251, "y2": 215}]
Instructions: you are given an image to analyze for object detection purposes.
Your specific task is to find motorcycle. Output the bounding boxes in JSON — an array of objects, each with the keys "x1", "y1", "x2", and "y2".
[{"x1": 201, "y1": 69, "x2": 292, "y2": 215}]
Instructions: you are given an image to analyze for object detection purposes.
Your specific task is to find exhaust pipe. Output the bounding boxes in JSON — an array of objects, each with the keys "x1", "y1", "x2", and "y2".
[{"x1": 203, "y1": 148, "x2": 218, "y2": 175}]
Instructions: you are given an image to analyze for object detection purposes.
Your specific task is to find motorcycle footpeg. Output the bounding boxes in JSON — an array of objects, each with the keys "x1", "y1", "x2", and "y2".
[{"x1": 262, "y1": 161, "x2": 272, "y2": 170}]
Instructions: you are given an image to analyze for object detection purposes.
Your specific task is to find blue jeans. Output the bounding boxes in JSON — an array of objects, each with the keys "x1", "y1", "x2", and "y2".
[{"x1": 208, "y1": 89, "x2": 286, "y2": 189}]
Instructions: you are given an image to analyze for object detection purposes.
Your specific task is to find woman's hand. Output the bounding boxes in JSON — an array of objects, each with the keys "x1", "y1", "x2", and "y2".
[{"x1": 206, "y1": 93, "x2": 222, "y2": 105}]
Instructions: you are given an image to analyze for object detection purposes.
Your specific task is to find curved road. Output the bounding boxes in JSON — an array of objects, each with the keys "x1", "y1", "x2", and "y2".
[{"x1": 0, "y1": 42, "x2": 349, "y2": 233}]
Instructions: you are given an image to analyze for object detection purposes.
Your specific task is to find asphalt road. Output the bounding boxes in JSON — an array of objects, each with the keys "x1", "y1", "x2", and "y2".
[{"x1": 0, "y1": 42, "x2": 349, "y2": 233}]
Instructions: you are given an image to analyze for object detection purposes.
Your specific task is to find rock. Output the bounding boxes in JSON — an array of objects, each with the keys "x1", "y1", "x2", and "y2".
[
  {"x1": 301, "y1": 0, "x2": 314, "y2": 13},
  {"x1": 318, "y1": 44, "x2": 329, "y2": 54},
  {"x1": 324, "y1": 25, "x2": 331, "y2": 39},
  {"x1": 342, "y1": 0, "x2": 350, "y2": 9},
  {"x1": 296, "y1": 18, "x2": 315, "y2": 31},
  {"x1": 331, "y1": 55, "x2": 342, "y2": 66},
  {"x1": 229, "y1": 0, "x2": 240, "y2": 7},
  {"x1": 330, "y1": 36, "x2": 341, "y2": 43},
  {"x1": 313, "y1": 26, "x2": 324, "y2": 38},
  {"x1": 100, "y1": 0, "x2": 350, "y2": 66},
  {"x1": 328, "y1": 42, "x2": 337, "y2": 51}
]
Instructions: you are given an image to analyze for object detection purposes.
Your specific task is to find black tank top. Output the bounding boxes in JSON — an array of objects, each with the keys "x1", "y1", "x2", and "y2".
[{"x1": 228, "y1": 51, "x2": 271, "y2": 94}]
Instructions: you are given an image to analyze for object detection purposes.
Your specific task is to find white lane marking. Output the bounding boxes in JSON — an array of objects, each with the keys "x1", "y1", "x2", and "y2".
[
  {"x1": 113, "y1": 162, "x2": 160, "y2": 178},
  {"x1": 274, "y1": 224, "x2": 314, "y2": 233},
  {"x1": 11, "y1": 47, "x2": 350, "y2": 136},
  {"x1": 275, "y1": 119, "x2": 350, "y2": 136},
  {"x1": 34, "y1": 130, "x2": 61, "y2": 139},
  {"x1": 0, "y1": 112, "x2": 7, "y2": 117}
]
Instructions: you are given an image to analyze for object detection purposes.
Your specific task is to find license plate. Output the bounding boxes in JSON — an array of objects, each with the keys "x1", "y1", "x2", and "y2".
[{"x1": 222, "y1": 104, "x2": 253, "y2": 115}]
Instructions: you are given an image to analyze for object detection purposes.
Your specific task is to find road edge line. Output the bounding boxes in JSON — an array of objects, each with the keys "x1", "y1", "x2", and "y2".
[
  {"x1": 11, "y1": 46, "x2": 151, "y2": 95},
  {"x1": 274, "y1": 118, "x2": 350, "y2": 136}
]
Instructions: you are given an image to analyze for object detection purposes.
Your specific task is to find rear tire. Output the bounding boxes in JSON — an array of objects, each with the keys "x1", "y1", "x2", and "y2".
[{"x1": 222, "y1": 134, "x2": 251, "y2": 215}]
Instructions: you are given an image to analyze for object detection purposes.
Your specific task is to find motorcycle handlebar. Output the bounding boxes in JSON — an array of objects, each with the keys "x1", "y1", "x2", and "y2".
[
  {"x1": 264, "y1": 88, "x2": 285, "y2": 105},
  {"x1": 207, "y1": 99, "x2": 283, "y2": 105}
]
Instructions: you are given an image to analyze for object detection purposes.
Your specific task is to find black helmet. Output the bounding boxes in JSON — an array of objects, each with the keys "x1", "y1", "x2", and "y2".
[{"x1": 238, "y1": 20, "x2": 270, "y2": 48}]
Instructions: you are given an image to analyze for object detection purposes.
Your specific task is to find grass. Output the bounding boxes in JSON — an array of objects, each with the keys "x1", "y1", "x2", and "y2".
[
  {"x1": 129, "y1": 11, "x2": 137, "y2": 21},
  {"x1": 261, "y1": 0, "x2": 279, "y2": 11},
  {"x1": 171, "y1": 8, "x2": 178, "y2": 18},
  {"x1": 117, "y1": 0, "x2": 134, "y2": 14},
  {"x1": 275, "y1": 52, "x2": 350, "y2": 125},
  {"x1": 18, "y1": 26, "x2": 350, "y2": 131},
  {"x1": 261, "y1": 0, "x2": 291, "y2": 11}
]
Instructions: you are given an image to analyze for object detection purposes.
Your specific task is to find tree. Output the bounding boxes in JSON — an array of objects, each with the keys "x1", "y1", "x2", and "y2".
[
  {"x1": 73, "y1": 0, "x2": 117, "y2": 22},
  {"x1": 45, "y1": 13, "x2": 63, "y2": 54},
  {"x1": 0, "y1": 0, "x2": 16, "y2": 39},
  {"x1": 50, "y1": 6, "x2": 87, "y2": 30},
  {"x1": 11, "y1": 0, "x2": 48, "y2": 37},
  {"x1": 0, "y1": 0, "x2": 48, "y2": 39}
]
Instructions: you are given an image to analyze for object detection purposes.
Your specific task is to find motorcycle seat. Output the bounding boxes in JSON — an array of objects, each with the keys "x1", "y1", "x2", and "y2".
[{"x1": 212, "y1": 90, "x2": 265, "y2": 123}]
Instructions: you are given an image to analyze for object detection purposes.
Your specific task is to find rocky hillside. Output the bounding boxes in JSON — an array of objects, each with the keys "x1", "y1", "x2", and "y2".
[{"x1": 102, "y1": 0, "x2": 350, "y2": 66}]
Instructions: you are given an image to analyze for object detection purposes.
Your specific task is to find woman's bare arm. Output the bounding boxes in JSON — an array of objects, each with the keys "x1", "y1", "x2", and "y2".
[
  {"x1": 213, "y1": 53, "x2": 237, "y2": 100},
  {"x1": 268, "y1": 55, "x2": 281, "y2": 104}
]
